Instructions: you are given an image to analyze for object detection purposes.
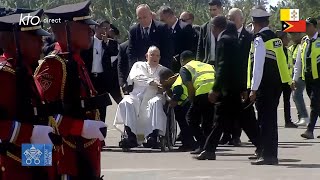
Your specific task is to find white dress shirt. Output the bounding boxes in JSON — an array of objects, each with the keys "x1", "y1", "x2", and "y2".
[
  {"x1": 293, "y1": 31, "x2": 319, "y2": 81},
  {"x1": 251, "y1": 27, "x2": 269, "y2": 91},
  {"x1": 92, "y1": 35, "x2": 104, "y2": 73},
  {"x1": 210, "y1": 32, "x2": 216, "y2": 62},
  {"x1": 217, "y1": 30, "x2": 226, "y2": 41},
  {"x1": 237, "y1": 26, "x2": 243, "y2": 38},
  {"x1": 171, "y1": 18, "x2": 179, "y2": 32}
]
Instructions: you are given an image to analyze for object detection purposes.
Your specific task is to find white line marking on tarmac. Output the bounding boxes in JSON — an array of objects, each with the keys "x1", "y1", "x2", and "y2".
[{"x1": 101, "y1": 167, "x2": 234, "y2": 172}]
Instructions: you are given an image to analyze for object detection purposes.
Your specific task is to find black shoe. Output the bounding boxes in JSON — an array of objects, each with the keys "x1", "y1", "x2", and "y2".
[
  {"x1": 190, "y1": 147, "x2": 203, "y2": 155},
  {"x1": 143, "y1": 137, "x2": 158, "y2": 148},
  {"x1": 119, "y1": 138, "x2": 138, "y2": 148},
  {"x1": 317, "y1": 135, "x2": 320, "y2": 139},
  {"x1": 193, "y1": 150, "x2": 216, "y2": 160},
  {"x1": 301, "y1": 130, "x2": 314, "y2": 139},
  {"x1": 251, "y1": 157, "x2": 279, "y2": 165},
  {"x1": 285, "y1": 122, "x2": 298, "y2": 128},
  {"x1": 229, "y1": 138, "x2": 241, "y2": 147}
]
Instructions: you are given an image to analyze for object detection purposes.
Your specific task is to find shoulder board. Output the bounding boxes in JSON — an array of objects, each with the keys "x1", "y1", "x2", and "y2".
[{"x1": 0, "y1": 58, "x2": 15, "y2": 75}]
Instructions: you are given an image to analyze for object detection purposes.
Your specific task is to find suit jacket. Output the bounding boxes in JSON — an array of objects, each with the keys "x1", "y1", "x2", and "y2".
[
  {"x1": 171, "y1": 19, "x2": 196, "y2": 72},
  {"x1": 212, "y1": 30, "x2": 241, "y2": 95},
  {"x1": 196, "y1": 22, "x2": 212, "y2": 63},
  {"x1": 80, "y1": 38, "x2": 119, "y2": 106},
  {"x1": 128, "y1": 20, "x2": 173, "y2": 70},
  {"x1": 117, "y1": 40, "x2": 129, "y2": 87},
  {"x1": 238, "y1": 27, "x2": 253, "y2": 91}
]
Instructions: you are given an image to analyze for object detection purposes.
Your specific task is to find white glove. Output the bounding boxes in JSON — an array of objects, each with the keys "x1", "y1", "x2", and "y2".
[
  {"x1": 31, "y1": 125, "x2": 54, "y2": 144},
  {"x1": 81, "y1": 120, "x2": 107, "y2": 141}
]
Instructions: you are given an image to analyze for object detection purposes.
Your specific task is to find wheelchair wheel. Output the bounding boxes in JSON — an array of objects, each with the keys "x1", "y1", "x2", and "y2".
[
  {"x1": 165, "y1": 106, "x2": 177, "y2": 151},
  {"x1": 160, "y1": 136, "x2": 166, "y2": 152}
]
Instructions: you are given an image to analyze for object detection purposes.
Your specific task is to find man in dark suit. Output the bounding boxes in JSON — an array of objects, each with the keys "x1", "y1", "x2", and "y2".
[
  {"x1": 219, "y1": 8, "x2": 260, "y2": 149},
  {"x1": 157, "y1": 6, "x2": 195, "y2": 73},
  {"x1": 117, "y1": 40, "x2": 131, "y2": 94},
  {"x1": 80, "y1": 19, "x2": 119, "y2": 124},
  {"x1": 196, "y1": 0, "x2": 223, "y2": 64},
  {"x1": 128, "y1": 4, "x2": 173, "y2": 70},
  {"x1": 180, "y1": 11, "x2": 200, "y2": 63},
  {"x1": 194, "y1": 15, "x2": 241, "y2": 160}
]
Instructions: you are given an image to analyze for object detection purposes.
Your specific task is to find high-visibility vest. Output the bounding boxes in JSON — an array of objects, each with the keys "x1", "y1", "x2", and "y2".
[
  {"x1": 247, "y1": 32, "x2": 291, "y2": 89},
  {"x1": 287, "y1": 47, "x2": 294, "y2": 76},
  {"x1": 171, "y1": 75, "x2": 188, "y2": 105},
  {"x1": 301, "y1": 37, "x2": 320, "y2": 80},
  {"x1": 183, "y1": 60, "x2": 215, "y2": 96},
  {"x1": 288, "y1": 44, "x2": 300, "y2": 60}
]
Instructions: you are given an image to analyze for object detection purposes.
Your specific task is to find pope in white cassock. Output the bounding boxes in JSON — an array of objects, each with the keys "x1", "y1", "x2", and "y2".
[{"x1": 114, "y1": 46, "x2": 167, "y2": 148}]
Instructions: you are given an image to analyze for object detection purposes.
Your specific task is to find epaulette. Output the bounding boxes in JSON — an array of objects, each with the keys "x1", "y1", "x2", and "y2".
[{"x1": 0, "y1": 58, "x2": 15, "y2": 75}]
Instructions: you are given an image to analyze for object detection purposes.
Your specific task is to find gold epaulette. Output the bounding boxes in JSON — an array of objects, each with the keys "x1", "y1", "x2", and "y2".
[
  {"x1": 0, "y1": 59, "x2": 15, "y2": 75},
  {"x1": 34, "y1": 52, "x2": 67, "y2": 100}
]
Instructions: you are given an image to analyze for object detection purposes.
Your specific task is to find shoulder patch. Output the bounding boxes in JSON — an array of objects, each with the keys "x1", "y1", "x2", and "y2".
[
  {"x1": 254, "y1": 39, "x2": 260, "y2": 48},
  {"x1": 273, "y1": 39, "x2": 282, "y2": 48},
  {"x1": 316, "y1": 42, "x2": 320, "y2": 48}
]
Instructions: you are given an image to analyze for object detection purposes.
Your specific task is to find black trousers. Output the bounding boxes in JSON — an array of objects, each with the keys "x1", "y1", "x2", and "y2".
[
  {"x1": 204, "y1": 92, "x2": 261, "y2": 152},
  {"x1": 186, "y1": 93, "x2": 215, "y2": 148},
  {"x1": 282, "y1": 83, "x2": 292, "y2": 123},
  {"x1": 305, "y1": 78, "x2": 320, "y2": 132},
  {"x1": 204, "y1": 93, "x2": 242, "y2": 152},
  {"x1": 174, "y1": 102, "x2": 195, "y2": 146},
  {"x1": 256, "y1": 85, "x2": 282, "y2": 159}
]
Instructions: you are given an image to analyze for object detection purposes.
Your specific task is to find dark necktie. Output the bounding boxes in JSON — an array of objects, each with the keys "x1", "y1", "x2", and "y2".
[
  {"x1": 306, "y1": 39, "x2": 313, "y2": 73},
  {"x1": 143, "y1": 27, "x2": 149, "y2": 39}
]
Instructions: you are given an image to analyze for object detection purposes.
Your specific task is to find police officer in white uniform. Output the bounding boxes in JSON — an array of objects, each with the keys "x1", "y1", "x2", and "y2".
[{"x1": 248, "y1": 6, "x2": 291, "y2": 165}]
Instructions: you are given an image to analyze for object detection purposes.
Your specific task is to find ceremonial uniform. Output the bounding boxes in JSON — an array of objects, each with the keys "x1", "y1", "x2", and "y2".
[
  {"x1": 248, "y1": 8, "x2": 291, "y2": 165},
  {"x1": 293, "y1": 18, "x2": 320, "y2": 139},
  {"x1": 0, "y1": 9, "x2": 58, "y2": 180},
  {"x1": 34, "y1": 1, "x2": 107, "y2": 179}
]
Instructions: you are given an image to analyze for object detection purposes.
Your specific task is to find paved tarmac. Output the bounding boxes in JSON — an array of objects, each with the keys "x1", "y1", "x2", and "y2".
[{"x1": 101, "y1": 94, "x2": 320, "y2": 180}]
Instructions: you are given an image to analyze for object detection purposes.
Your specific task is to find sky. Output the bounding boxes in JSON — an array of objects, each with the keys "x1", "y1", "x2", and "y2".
[{"x1": 267, "y1": 0, "x2": 279, "y2": 6}]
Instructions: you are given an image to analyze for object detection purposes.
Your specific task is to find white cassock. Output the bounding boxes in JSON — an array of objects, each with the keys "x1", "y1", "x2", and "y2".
[{"x1": 113, "y1": 61, "x2": 167, "y2": 142}]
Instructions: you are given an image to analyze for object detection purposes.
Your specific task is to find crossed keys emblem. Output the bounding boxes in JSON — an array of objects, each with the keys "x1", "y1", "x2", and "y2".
[{"x1": 291, "y1": 10, "x2": 298, "y2": 21}]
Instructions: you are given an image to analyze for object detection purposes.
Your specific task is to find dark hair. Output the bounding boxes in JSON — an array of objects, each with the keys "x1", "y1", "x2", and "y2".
[
  {"x1": 110, "y1": 24, "x2": 120, "y2": 35},
  {"x1": 208, "y1": 0, "x2": 222, "y2": 7},
  {"x1": 159, "y1": 67, "x2": 174, "y2": 81},
  {"x1": 96, "y1": 18, "x2": 110, "y2": 26},
  {"x1": 211, "y1": 15, "x2": 227, "y2": 30},
  {"x1": 180, "y1": 50, "x2": 195, "y2": 64},
  {"x1": 157, "y1": 5, "x2": 174, "y2": 16}
]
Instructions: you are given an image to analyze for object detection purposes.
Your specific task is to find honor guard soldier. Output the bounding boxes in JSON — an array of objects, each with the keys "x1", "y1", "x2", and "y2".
[
  {"x1": 293, "y1": 17, "x2": 320, "y2": 139},
  {"x1": 247, "y1": 6, "x2": 291, "y2": 165},
  {"x1": 33, "y1": 1, "x2": 107, "y2": 179},
  {"x1": 0, "y1": 9, "x2": 60, "y2": 180}
]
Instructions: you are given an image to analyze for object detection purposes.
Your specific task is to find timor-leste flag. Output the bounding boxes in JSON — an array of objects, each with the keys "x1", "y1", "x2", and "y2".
[{"x1": 282, "y1": 20, "x2": 306, "y2": 32}]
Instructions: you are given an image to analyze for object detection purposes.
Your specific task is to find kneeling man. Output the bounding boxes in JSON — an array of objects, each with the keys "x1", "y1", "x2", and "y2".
[{"x1": 114, "y1": 46, "x2": 167, "y2": 148}]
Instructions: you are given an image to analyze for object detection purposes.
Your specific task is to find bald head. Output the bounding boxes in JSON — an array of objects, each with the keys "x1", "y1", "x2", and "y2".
[
  {"x1": 179, "y1": 11, "x2": 194, "y2": 25},
  {"x1": 228, "y1": 8, "x2": 244, "y2": 29},
  {"x1": 136, "y1": 4, "x2": 153, "y2": 28}
]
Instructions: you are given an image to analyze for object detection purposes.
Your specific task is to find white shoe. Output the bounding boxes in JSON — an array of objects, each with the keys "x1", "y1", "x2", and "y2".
[{"x1": 295, "y1": 118, "x2": 309, "y2": 126}]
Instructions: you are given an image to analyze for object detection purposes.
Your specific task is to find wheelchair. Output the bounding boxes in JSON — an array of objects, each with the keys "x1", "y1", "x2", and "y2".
[{"x1": 120, "y1": 100, "x2": 178, "y2": 152}]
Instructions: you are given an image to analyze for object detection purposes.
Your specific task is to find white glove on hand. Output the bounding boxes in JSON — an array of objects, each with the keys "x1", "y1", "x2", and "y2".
[
  {"x1": 31, "y1": 125, "x2": 54, "y2": 144},
  {"x1": 81, "y1": 120, "x2": 107, "y2": 141}
]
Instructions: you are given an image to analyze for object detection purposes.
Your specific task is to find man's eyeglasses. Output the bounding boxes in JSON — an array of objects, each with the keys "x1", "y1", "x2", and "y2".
[{"x1": 180, "y1": 18, "x2": 191, "y2": 22}]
